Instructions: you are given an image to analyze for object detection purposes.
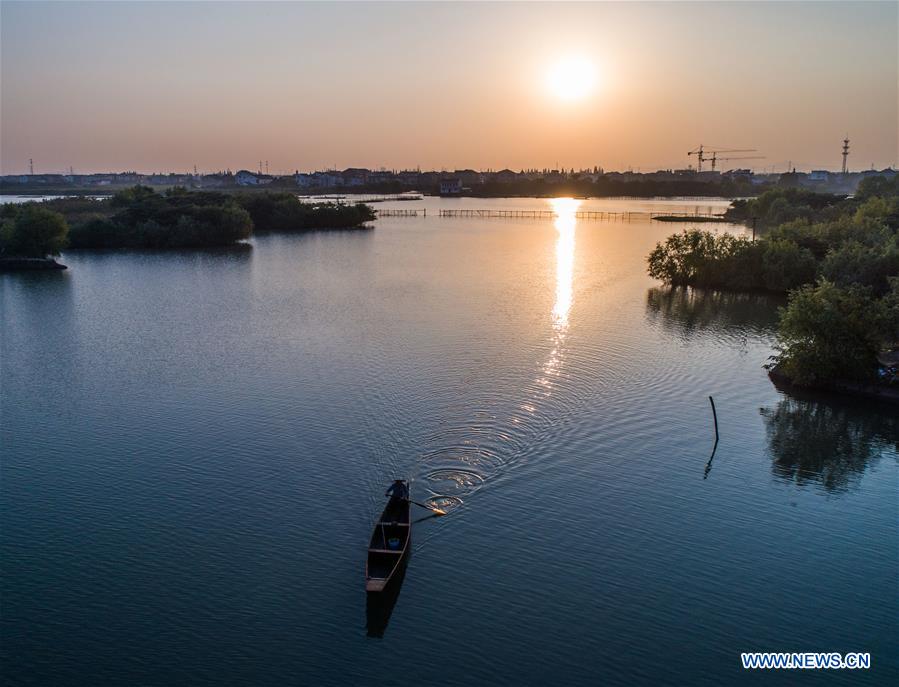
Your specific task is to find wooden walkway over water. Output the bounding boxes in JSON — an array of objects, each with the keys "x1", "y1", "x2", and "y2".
[
  {"x1": 375, "y1": 208, "x2": 426, "y2": 217},
  {"x1": 321, "y1": 194, "x2": 423, "y2": 203},
  {"x1": 438, "y1": 209, "x2": 648, "y2": 220},
  {"x1": 375, "y1": 208, "x2": 726, "y2": 221}
]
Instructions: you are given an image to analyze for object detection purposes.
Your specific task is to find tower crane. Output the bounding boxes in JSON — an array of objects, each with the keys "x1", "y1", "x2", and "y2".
[
  {"x1": 707, "y1": 153, "x2": 765, "y2": 171},
  {"x1": 687, "y1": 145, "x2": 757, "y2": 172}
]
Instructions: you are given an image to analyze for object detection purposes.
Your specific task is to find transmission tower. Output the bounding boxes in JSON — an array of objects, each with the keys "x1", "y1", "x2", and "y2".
[{"x1": 841, "y1": 136, "x2": 850, "y2": 174}]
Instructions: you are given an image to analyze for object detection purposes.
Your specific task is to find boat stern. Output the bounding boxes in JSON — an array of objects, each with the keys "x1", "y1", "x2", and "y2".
[{"x1": 366, "y1": 578, "x2": 388, "y2": 593}]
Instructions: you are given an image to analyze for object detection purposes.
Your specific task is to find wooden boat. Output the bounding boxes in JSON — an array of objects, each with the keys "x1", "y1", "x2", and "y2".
[{"x1": 366, "y1": 482, "x2": 411, "y2": 593}]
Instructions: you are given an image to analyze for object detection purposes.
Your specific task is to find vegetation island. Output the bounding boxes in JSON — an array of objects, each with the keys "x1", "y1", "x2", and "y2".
[
  {"x1": 0, "y1": 186, "x2": 375, "y2": 268},
  {"x1": 648, "y1": 176, "x2": 899, "y2": 402}
]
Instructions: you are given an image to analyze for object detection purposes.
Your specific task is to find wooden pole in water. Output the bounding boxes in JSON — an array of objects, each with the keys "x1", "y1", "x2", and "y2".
[
  {"x1": 708, "y1": 395, "x2": 719, "y2": 443},
  {"x1": 703, "y1": 395, "x2": 720, "y2": 478}
]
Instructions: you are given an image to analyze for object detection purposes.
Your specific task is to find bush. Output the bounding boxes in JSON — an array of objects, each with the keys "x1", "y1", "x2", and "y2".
[
  {"x1": 64, "y1": 187, "x2": 252, "y2": 249},
  {"x1": 761, "y1": 239, "x2": 818, "y2": 291},
  {"x1": 237, "y1": 192, "x2": 375, "y2": 232},
  {"x1": 821, "y1": 236, "x2": 899, "y2": 297},
  {"x1": 856, "y1": 174, "x2": 899, "y2": 202},
  {"x1": 649, "y1": 175, "x2": 899, "y2": 386},
  {"x1": 648, "y1": 230, "x2": 772, "y2": 291},
  {"x1": 773, "y1": 281, "x2": 891, "y2": 384},
  {"x1": 723, "y1": 188, "x2": 843, "y2": 227},
  {"x1": 647, "y1": 230, "x2": 727, "y2": 287},
  {"x1": 0, "y1": 204, "x2": 69, "y2": 257},
  {"x1": 67, "y1": 216, "x2": 122, "y2": 249}
]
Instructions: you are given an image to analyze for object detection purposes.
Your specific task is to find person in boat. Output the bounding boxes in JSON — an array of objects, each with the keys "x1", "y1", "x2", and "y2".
[{"x1": 384, "y1": 480, "x2": 408, "y2": 501}]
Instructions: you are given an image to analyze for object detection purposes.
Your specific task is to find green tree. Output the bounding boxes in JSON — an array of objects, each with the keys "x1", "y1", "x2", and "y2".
[
  {"x1": 111, "y1": 184, "x2": 158, "y2": 207},
  {"x1": 773, "y1": 280, "x2": 890, "y2": 384},
  {"x1": 821, "y1": 236, "x2": 899, "y2": 297},
  {"x1": 0, "y1": 204, "x2": 69, "y2": 258},
  {"x1": 855, "y1": 174, "x2": 899, "y2": 202},
  {"x1": 647, "y1": 229, "x2": 719, "y2": 286},
  {"x1": 761, "y1": 239, "x2": 818, "y2": 291}
]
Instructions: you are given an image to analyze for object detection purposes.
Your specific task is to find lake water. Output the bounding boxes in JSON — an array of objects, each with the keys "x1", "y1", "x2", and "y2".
[{"x1": 2, "y1": 196, "x2": 896, "y2": 686}]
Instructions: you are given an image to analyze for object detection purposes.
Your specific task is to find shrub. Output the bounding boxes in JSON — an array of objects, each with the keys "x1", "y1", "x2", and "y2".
[
  {"x1": 65, "y1": 188, "x2": 252, "y2": 249},
  {"x1": 821, "y1": 236, "x2": 899, "y2": 297},
  {"x1": 773, "y1": 281, "x2": 891, "y2": 384},
  {"x1": 237, "y1": 192, "x2": 375, "y2": 232},
  {"x1": 761, "y1": 239, "x2": 818, "y2": 291},
  {"x1": 0, "y1": 204, "x2": 68, "y2": 257}
]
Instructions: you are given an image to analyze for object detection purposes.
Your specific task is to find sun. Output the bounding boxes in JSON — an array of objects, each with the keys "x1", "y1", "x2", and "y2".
[{"x1": 545, "y1": 56, "x2": 597, "y2": 102}]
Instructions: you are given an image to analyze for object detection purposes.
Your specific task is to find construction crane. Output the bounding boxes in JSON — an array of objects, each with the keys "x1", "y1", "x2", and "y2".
[
  {"x1": 687, "y1": 145, "x2": 757, "y2": 172},
  {"x1": 707, "y1": 153, "x2": 765, "y2": 171}
]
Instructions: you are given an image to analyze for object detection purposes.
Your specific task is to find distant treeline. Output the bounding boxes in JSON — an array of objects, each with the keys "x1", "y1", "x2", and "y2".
[
  {"x1": 723, "y1": 187, "x2": 850, "y2": 228},
  {"x1": 0, "y1": 187, "x2": 375, "y2": 256},
  {"x1": 1, "y1": 175, "x2": 772, "y2": 199},
  {"x1": 647, "y1": 176, "x2": 899, "y2": 388},
  {"x1": 462, "y1": 178, "x2": 766, "y2": 199}
]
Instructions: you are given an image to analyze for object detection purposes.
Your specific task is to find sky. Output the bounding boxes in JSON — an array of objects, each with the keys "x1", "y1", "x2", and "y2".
[{"x1": 1, "y1": 1, "x2": 896, "y2": 174}]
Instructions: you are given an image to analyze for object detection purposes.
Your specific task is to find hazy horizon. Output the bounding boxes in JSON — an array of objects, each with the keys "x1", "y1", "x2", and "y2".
[{"x1": 2, "y1": 1, "x2": 897, "y2": 175}]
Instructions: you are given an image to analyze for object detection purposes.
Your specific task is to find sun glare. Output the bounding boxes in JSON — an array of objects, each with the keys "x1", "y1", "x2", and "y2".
[
  {"x1": 550, "y1": 197, "x2": 580, "y2": 327},
  {"x1": 546, "y1": 56, "x2": 597, "y2": 102}
]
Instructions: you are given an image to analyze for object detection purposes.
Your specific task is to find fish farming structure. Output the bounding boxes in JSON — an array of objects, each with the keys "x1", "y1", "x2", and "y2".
[
  {"x1": 438, "y1": 209, "x2": 647, "y2": 221},
  {"x1": 373, "y1": 208, "x2": 729, "y2": 221},
  {"x1": 375, "y1": 208, "x2": 426, "y2": 217},
  {"x1": 650, "y1": 212, "x2": 728, "y2": 222},
  {"x1": 317, "y1": 194, "x2": 423, "y2": 203},
  {"x1": 437, "y1": 209, "x2": 727, "y2": 222}
]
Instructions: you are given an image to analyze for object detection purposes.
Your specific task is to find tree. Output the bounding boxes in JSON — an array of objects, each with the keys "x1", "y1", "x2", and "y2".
[
  {"x1": 761, "y1": 239, "x2": 818, "y2": 291},
  {"x1": 647, "y1": 229, "x2": 719, "y2": 286},
  {"x1": 773, "y1": 280, "x2": 891, "y2": 384},
  {"x1": 0, "y1": 204, "x2": 69, "y2": 258},
  {"x1": 855, "y1": 174, "x2": 899, "y2": 202},
  {"x1": 821, "y1": 236, "x2": 899, "y2": 297}
]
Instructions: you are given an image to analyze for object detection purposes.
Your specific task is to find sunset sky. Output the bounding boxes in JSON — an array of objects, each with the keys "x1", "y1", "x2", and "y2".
[{"x1": 1, "y1": 1, "x2": 896, "y2": 174}]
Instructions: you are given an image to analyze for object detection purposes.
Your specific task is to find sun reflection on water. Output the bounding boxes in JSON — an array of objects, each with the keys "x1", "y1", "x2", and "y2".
[
  {"x1": 538, "y1": 197, "x2": 581, "y2": 394},
  {"x1": 550, "y1": 197, "x2": 579, "y2": 329},
  {"x1": 419, "y1": 197, "x2": 582, "y2": 512}
]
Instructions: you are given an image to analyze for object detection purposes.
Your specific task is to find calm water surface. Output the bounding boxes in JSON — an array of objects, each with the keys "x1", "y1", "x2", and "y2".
[{"x1": 2, "y1": 197, "x2": 896, "y2": 685}]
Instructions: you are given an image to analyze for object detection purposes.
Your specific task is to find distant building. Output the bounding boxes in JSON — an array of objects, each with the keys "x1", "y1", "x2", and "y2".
[
  {"x1": 312, "y1": 172, "x2": 343, "y2": 188},
  {"x1": 295, "y1": 173, "x2": 315, "y2": 189},
  {"x1": 236, "y1": 170, "x2": 260, "y2": 186},
  {"x1": 235, "y1": 170, "x2": 274, "y2": 186},
  {"x1": 397, "y1": 170, "x2": 421, "y2": 187},
  {"x1": 808, "y1": 170, "x2": 830, "y2": 182},
  {"x1": 454, "y1": 169, "x2": 483, "y2": 186},
  {"x1": 341, "y1": 168, "x2": 370, "y2": 187},
  {"x1": 723, "y1": 168, "x2": 752, "y2": 182},
  {"x1": 439, "y1": 178, "x2": 463, "y2": 195},
  {"x1": 368, "y1": 170, "x2": 394, "y2": 185}
]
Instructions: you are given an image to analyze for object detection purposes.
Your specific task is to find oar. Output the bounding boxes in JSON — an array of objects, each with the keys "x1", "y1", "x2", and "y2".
[{"x1": 411, "y1": 499, "x2": 447, "y2": 516}]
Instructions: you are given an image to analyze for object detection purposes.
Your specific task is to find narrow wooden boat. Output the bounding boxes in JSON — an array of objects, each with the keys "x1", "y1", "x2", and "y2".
[{"x1": 366, "y1": 482, "x2": 411, "y2": 593}]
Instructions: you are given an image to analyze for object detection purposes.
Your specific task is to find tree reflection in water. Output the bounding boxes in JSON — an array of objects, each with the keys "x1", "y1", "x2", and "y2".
[
  {"x1": 760, "y1": 394, "x2": 898, "y2": 492},
  {"x1": 645, "y1": 286, "x2": 784, "y2": 342}
]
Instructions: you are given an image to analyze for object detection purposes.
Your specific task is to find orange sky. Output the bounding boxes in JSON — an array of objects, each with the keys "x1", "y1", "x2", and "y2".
[{"x1": 1, "y1": 1, "x2": 896, "y2": 174}]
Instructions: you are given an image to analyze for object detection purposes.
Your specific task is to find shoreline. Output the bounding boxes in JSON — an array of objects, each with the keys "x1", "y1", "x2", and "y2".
[
  {"x1": 0, "y1": 257, "x2": 67, "y2": 271},
  {"x1": 768, "y1": 364, "x2": 899, "y2": 406},
  {"x1": 2, "y1": 184, "x2": 756, "y2": 200}
]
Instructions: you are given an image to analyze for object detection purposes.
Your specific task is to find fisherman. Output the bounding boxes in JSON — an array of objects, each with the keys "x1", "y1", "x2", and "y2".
[{"x1": 385, "y1": 479, "x2": 408, "y2": 501}]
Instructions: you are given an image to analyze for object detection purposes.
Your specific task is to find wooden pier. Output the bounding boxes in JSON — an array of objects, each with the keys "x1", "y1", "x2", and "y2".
[
  {"x1": 374, "y1": 208, "x2": 727, "y2": 221},
  {"x1": 319, "y1": 194, "x2": 423, "y2": 203},
  {"x1": 437, "y1": 208, "x2": 726, "y2": 222},
  {"x1": 438, "y1": 209, "x2": 648, "y2": 221},
  {"x1": 375, "y1": 208, "x2": 426, "y2": 217}
]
